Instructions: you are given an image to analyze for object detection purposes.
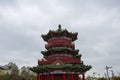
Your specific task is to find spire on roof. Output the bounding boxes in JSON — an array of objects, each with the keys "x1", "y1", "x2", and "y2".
[{"x1": 58, "y1": 24, "x2": 62, "y2": 31}]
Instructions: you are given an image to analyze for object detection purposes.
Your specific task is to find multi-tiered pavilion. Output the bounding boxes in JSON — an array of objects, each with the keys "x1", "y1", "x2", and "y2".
[{"x1": 30, "y1": 25, "x2": 91, "y2": 80}]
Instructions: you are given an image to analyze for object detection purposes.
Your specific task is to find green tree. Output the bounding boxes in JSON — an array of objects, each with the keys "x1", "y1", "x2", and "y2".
[
  {"x1": 20, "y1": 66, "x2": 36, "y2": 80},
  {"x1": 21, "y1": 70, "x2": 31, "y2": 80},
  {"x1": 30, "y1": 75, "x2": 37, "y2": 80},
  {"x1": 86, "y1": 75, "x2": 94, "y2": 80},
  {"x1": 0, "y1": 73, "x2": 24, "y2": 80},
  {"x1": 97, "y1": 77, "x2": 107, "y2": 80},
  {"x1": 8, "y1": 62, "x2": 19, "y2": 75},
  {"x1": 113, "y1": 76, "x2": 120, "y2": 80}
]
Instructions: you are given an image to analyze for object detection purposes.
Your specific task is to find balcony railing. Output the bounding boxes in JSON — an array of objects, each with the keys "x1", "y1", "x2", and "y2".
[
  {"x1": 38, "y1": 56, "x2": 81, "y2": 65},
  {"x1": 45, "y1": 38, "x2": 74, "y2": 49}
]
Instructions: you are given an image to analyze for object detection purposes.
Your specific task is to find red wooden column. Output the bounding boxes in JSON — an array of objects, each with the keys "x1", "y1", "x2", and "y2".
[
  {"x1": 77, "y1": 74, "x2": 80, "y2": 80},
  {"x1": 52, "y1": 74, "x2": 55, "y2": 80},
  {"x1": 41, "y1": 75, "x2": 43, "y2": 80},
  {"x1": 37, "y1": 74, "x2": 39, "y2": 80},
  {"x1": 43, "y1": 75, "x2": 45, "y2": 80},
  {"x1": 72, "y1": 74, "x2": 74, "y2": 80},
  {"x1": 44, "y1": 74, "x2": 46, "y2": 80},
  {"x1": 46, "y1": 74, "x2": 47, "y2": 80},
  {"x1": 82, "y1": 73, "x2": 85, "y2": 80},
  {"x1": 63, "y1": 74, "x2": 66, "y2": 80},
  {"x1": 39, "y1": 74, "x2": 41, "y2": 80}
]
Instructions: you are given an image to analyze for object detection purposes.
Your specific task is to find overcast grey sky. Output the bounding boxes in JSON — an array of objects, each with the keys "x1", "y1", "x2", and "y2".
[{"x1": 0, "y1": 0, "x2": 120, "y2": 77}]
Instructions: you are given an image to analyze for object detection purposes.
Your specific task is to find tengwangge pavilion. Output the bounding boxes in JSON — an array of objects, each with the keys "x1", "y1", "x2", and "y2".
[{"x1": 30, "y1": 25, "x2": 91, "y2": 80}]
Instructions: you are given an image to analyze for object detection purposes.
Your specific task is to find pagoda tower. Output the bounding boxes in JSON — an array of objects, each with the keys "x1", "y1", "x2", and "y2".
[{"x1": 30, "y1": 25, "x2": 91, "y2": 80}]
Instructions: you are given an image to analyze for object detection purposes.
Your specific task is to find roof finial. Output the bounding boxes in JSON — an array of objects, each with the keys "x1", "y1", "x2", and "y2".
[{"x1": 58, "y1": 24, "x2": 61, "y2": 31}]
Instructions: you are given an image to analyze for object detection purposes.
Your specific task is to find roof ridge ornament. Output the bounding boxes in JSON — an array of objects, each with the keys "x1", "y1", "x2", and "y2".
[{"x1": 58, "y1": 24, "x2": 62, "y2": 31}]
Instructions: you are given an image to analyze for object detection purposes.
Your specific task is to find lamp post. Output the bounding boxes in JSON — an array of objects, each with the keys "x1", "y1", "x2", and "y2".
[
  {"x1": 98, "y1": 73, "x2": 100, "y2": 78},
  {"x1": 105, "y1": 66, "x2": 112, "y2": 80},
  {"x1": 93, "y1": 72, "x2": 97, "y2": 80},
  {"x1": 110, "y1": 70, "x2": 114, "y2": 80}
]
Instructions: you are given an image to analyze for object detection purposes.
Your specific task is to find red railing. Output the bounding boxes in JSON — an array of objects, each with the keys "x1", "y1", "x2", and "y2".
[
  {"x1": 38, "y1": 56, "x2": 81, "y2": 65},
  {"x1": 45, "y1": 38, "x2": 74, "y2": 49}
]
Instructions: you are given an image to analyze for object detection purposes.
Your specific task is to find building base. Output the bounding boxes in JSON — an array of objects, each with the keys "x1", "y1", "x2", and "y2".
[{"x1": 37, "y1": 73, "x2": 85, "y2": 80}]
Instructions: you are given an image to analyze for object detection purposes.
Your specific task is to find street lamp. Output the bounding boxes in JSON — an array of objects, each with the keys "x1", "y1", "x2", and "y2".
[
  {"x1": 93, "y1": 72, "x2": 97, "y2": 80},
  {"x1": 98, "y1": 73, "x2": 100, "y2": 78},
  {"x1": 105, "y1": 66, "x2": 112, "y2": 80},
  {"x1": 110, "y1": 70, "x2": 114, "y2": 80}
]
